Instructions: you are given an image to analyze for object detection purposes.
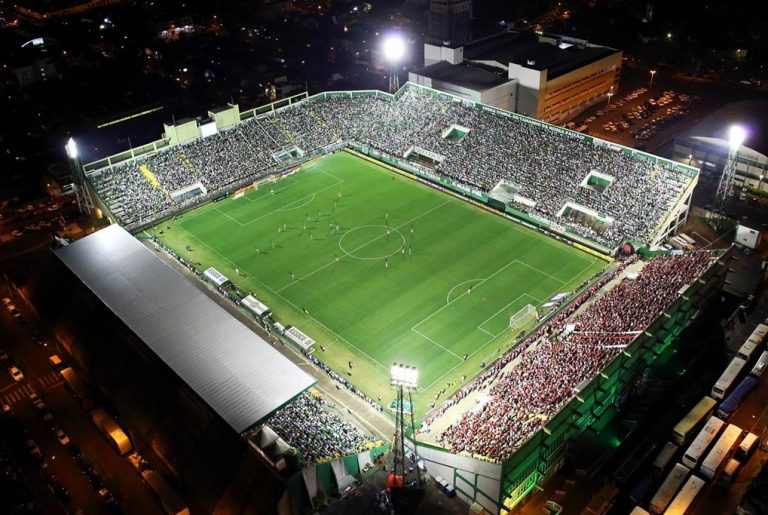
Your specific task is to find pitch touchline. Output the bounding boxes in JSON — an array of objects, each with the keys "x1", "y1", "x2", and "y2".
[
  {"x1": 277, "y1": 200, "x2": 450, "y2": 292},
  {"x1": 174, "y1": 225, "x2": 392, "y2": 372}
]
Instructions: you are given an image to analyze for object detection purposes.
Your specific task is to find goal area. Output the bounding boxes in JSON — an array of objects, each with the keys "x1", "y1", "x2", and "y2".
[{"x1": 510, "y1": 304, "x2": 538, "y2": 331}]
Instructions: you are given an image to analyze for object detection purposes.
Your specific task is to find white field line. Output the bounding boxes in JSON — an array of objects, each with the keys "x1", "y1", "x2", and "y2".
[
  {"x1": 477, "y1": 293, "x2": 541, "y2": 338},
  {"x1": 513, "y1": 260, "x2": 566, "y2": 285},
  {"x1": 419, "y1": 274, "x2": 590, "y2": 392},
  {"x1": 445, "y1": 279, "x2": 483, "y2": 305},
  {"x1": 215, "y1": 207, "x2": 243, "y2": 226},
  {"x1": 175, "y1": 225, "x2": 392, "y2": 372},
  {"x1": 277, "y1": 200, "x2": 449, "y2": 293},
  {"x1": 412, "y1": 260, "x2": 522, "y2": 332},
  {"x1": 276, "y1": 194, "x2": 315, "y2": 212},
  {"x1": 241, "y1": 178, "x2": 343, "y2": 227},
  {"x1": 411, "y1": 328, "x2": 463, "y2": 360},
  {"x1": 241, "y1": 177, "x2": 297, "y2": 202}
]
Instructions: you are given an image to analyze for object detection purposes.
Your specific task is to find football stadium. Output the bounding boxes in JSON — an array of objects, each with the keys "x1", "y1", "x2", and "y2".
[{"x1": 63, "y1": 83, "x2": 731, "y2": 513}]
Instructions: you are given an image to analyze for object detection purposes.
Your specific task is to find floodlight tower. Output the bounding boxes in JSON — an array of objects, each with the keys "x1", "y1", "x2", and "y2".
[
  {"x1": 389, "y1": 363, "x2": 422, "y2": 491},
  {"x1": 714, "y1": 125, "x2": 746, "y2": 218},
  {"x1": 383, "y1": 35, "x2": 405, "y2": 93},
  {"x1": 66, "y1": 138, "x2": 95, "y2": 215}
]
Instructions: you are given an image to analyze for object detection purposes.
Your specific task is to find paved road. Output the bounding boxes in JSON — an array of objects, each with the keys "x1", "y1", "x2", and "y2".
[{"x1": 0, "y1": 280, "x2": 164, "y2": 515}]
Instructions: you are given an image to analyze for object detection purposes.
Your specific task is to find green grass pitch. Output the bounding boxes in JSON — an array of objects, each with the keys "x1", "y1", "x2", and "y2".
[{"x1": 149, "y1": 152, "x2": 607, "y2": 418}]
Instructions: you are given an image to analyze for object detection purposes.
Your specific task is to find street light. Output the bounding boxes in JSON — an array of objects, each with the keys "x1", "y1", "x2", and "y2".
[
  {"x1": 382, "y1": 34, "x2": 405, "y2": 92},
  {"x1": 606, "y1": 91, "x2": 614, "y2": 107},
  {"x1": 649, "y1": 69, "x2": 656, "y2": 92}
]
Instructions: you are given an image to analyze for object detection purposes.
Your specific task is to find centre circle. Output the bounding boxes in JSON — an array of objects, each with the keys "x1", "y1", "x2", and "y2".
[{"x1": 338, "y1": 225, "x2": 406, "y2": 260}]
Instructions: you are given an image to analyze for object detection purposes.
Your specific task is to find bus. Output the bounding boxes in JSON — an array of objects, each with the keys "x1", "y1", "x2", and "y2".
[
  {"x1": 672, "y1": 396, "x2": 717, "y2": 445},
  {"x1": 737, "y1": 325, "x2": 767, "y2": 361},
  {"x1": 652, "y1": 442, "x2": 679, "y2": 475},
  {"x1": 91, "y1": 408, "x2": 133, "y2": 455},
  {"x1": 700, "y1": 424, "x2": 742, "y2": 479},
  {"x1": 141, "y1": 470, "x2": 190, "y2": 515},
  {"x1": 682, "y1": 416, "x2": 724, "y2": 468},
  {"x1": 664, "y1": 474, "x2": 705, "y2": 515},
  {"x1": 716, "y1": 376, "x2": 758, "y2": 420},
  {"x1": 750, "y1": 323, "x2": 768, "y2": 343},
  {"x1": 711, "y1": 357, "x2": 747, "y2": 400},
  {"x1": 750, "y1": 351, "x2": 768, "y2": 378},
  {"x1": 649, "y1": 463, "x2": 690, "y2": 514}
]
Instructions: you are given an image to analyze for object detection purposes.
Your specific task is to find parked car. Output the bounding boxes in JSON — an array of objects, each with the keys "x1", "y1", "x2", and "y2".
[
  {"x1": 54, "y1": 428, "x2": 71, "y2": 446},
  {"x1": 30, "y1": 393, "x2": 45, "y2": 409},
  {"x1": 9, "y1": 366, "x2": 24, "y2": 382}
]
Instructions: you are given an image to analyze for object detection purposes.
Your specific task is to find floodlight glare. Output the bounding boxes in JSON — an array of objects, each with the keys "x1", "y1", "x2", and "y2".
[
  {"x1": 390, "y1": 363, "x2": 418, "y2": 389},
  {"x1": 65, "y1": 138, "x2": 78, "y2": 159},
  {"x1": 382, "y1": 35, "x2": 405, "y2": 62},
  {"x1": 728, "y1": 125, "x2": 746, "y2": 148}
]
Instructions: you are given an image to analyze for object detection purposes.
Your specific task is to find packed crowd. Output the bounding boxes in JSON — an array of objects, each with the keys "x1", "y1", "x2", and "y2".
[
  {"x1": 265, "y1": 392, "x2": 370, "y2": 465},
  {"x1": 90, "y1": 87, "x2": 693, "y2": 244},
  {"x1": 422, "y1": 252, "x2": 712, "y2": 461}
]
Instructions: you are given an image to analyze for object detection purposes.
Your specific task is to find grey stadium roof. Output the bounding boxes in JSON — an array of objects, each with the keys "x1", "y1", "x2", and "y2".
[{"x1": 56, "y1": 225, "x2": 315, "y2": 433}]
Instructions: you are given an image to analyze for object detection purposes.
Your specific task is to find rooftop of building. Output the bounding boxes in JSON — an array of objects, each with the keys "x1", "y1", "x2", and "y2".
[
  {"x1": 414, "y1": 60, "x2": 509, "y2": 91},
  {"x1": 56, "y1": 225, "x2": 316, "y2": 434},
  {"x1": 463, "y1": 30, "x2": 618, "y2": 79},
  {"x1": 676, "y1": 100, "x2": 768, "y2": 160}
]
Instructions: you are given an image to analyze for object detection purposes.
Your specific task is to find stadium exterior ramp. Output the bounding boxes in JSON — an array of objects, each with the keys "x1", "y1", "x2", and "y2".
[{"x1": 55, "y1": 224, "x2": 316, "y2": 433}]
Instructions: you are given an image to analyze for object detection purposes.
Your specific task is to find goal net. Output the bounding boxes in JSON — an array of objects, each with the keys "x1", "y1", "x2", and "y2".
[{"x1": 509, "y1": 304, "x2": 538, "y2": 330}]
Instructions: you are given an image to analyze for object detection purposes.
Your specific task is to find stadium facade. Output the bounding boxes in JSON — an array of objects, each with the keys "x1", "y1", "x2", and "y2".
[{"x1": 60, "y1": 83, "x2": 725, "y2": 514}]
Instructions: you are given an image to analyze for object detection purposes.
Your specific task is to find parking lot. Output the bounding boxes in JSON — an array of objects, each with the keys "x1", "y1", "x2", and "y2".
[
  {"x1": 567, "y1": 65, "x2": 730, "y2": 153},
  {"x1": 571, "y1": 86, "x2": 702, "y2": 151}
]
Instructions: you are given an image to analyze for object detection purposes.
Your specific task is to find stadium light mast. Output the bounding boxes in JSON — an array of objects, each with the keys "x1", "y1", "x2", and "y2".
[
  {"x1": 714, "y1": 124, "x2": 746, "y2": 221},
  {"x1": 388, "y1": 363, "x2": 423, "y2": 497},
  {"x1": 383, "y1": 34, "x2": 405, "y2": 93},
  {"x1": 66, "y1": 137, "x2": 95, "y2": 216}
]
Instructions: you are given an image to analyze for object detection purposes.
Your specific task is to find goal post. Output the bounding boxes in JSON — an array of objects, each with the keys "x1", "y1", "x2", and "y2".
[
  {"x1": 253, "y1": 174, "x2": 278, "y2": 191},
  {"x1": 509, "y1": 304, "x2": 538, "y2": 330}
]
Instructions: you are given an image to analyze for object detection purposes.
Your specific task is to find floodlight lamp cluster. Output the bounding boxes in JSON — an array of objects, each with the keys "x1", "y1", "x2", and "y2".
[
  {"x1": 65, "y1": 138, "x2": 78, "y2": 159},
  {"x1": 728, "y1": 125, "x2": 746, "y2": 149},
  {"x1": 382, "y1": 35, "x2": 405, "y2": 62},
  {"x1": 391, "y1": 363, "x2": 418, "y2": 389}
]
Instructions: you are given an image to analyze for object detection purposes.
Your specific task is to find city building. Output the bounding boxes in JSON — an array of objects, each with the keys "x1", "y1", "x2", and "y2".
[
  {"x1": 409, "y1": 30, "x2": 622, "y2": 123},
  {"x1": 428, "y1": 0, "x2": 472, "y2": 47}
]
